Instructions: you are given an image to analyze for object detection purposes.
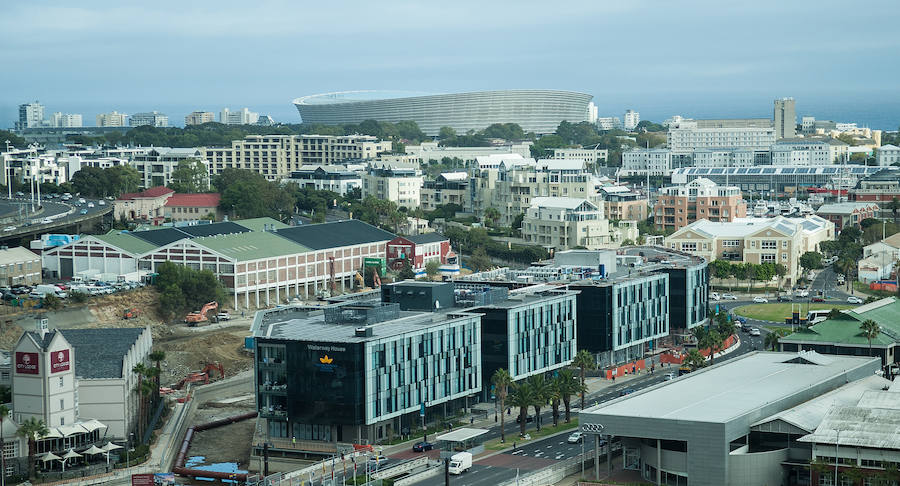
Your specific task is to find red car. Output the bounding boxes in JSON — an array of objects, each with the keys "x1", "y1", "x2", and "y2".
[{"x1": 811, "y1": 297, "x2": 825, "y2": 302}]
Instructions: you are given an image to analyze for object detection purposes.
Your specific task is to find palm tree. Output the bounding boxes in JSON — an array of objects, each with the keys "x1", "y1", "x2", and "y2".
[
  {"x1": 133, "y1": 362, "x2": 148, "y2": 440},
  {"x1": 571, "y1": 349, "x2": 595, "y2": 410},
  {"x1": 555, "y1": 369, "x2": 583, "y2": 423},
  {"x1": 860, "y1": 319, "x2": 881, "y2": 359},
  {"x1": 148, "y1": 349, "x2": 166, "y2": 404},
  {"x1": 16, "y1": 417, "x2": 48, "y2": 479},
  {"x1": 491, "y1": 368, "x2": 512, "y2": 443},
  {"x1": 764, "y1": 331, "x2": 781, "y2": 351},
  {"x1": 682, "y1": 350, "x2": 707, "y2": 371},
  {"x1": 699, "y1": 330, "x2": 723, "y2": 365},
  {"x1": 526, "y1": 375, "x2": 551, "y2": 431},
  {"x1": 0, "y1": 404, "x2": 8, "y2": 485},
  {"x1": 549, "y1": 377, "x2": 562, "y2": 427},
  {"x1": 508, "y1": 381, "x2": 534, "y2": 437}
]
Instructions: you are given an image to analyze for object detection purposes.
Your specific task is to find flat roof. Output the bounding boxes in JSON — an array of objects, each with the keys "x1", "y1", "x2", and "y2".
[
  {"x1": 583, "y1": 352, "x2": 879, "y2": 424},
  {"x1": 435, "y1": 428, "x2": 489, "y2": 443}
]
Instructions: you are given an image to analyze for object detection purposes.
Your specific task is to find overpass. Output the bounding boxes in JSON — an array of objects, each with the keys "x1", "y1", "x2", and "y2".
[{"x1": 0, "y1": 197, "x2": 114, "y2": 245}]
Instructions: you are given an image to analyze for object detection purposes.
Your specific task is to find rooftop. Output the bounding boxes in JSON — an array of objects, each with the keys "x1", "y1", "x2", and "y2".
[
  {"x1": 530, "y1": 197, "x2": 596, "y2": 210},
  {"x1": 117, "y1": 186, "x2": 174, "y2": 200},
  {"x1": 164, "y1": 193, "x2": 221, "y2": 208},
  {"x1": 406, "y1": 233, "x2": 448, "y2": 245},
  {"x1": 0, "y1": 246, "x2": 39, "y2": 265},
  {"x1": 275, "y1": 220, "x2": 395, "y2": 250},
  {"x1": 582, "y1": 351, "x2": 880, "y2": 424},
  {"x1": 778, "y1": 298, "x2": 900, "y2": 347},
  {"x1": 816, "y1": 202, "x2": 880, "y2": 215},
  {"x1": 59, "y1": 328, "x2": 147, "y2": 379},
  {"x1": 798, "y1": 384, "x2": 900, "y2": 450},
  {"x1": 192, "y1": 231, "x2": 310, "y2": 262}
]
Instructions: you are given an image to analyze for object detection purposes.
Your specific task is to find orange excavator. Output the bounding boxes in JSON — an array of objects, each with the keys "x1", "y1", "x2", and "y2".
[
  {"x1": 184, "y1": 301, "x2": 218, "y2": 326},
  {"x1": 172, "y1": 362, "x2": 225, "y2": 390}
]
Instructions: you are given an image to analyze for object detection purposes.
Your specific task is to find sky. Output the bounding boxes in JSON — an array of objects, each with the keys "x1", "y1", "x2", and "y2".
[{"x1": 2, "y1": 0, "x2": 899, "y2": 129}]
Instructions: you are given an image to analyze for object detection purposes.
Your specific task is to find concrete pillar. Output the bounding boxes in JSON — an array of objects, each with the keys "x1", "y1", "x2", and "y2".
[
  {"x1": 657, "y1": 439, "x2": 661, "y2": 485},
  {"x1": 594, "y1": 434, "x2": 600, "y2": 480}
]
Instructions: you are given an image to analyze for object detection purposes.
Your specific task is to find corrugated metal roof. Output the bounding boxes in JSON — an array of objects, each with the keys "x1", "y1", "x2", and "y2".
[
  {"x1": 192, "y1": 232, "x2": 309, "y2": 262},
  {"x1": 94, "y1": 233, "x2": 159, "y2": 255}
]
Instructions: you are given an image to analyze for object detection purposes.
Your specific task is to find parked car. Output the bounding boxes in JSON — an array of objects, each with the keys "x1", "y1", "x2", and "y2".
[
  {"x1": 722, "y1": 293, "x2": 738, "y2": 300},
  {"x1": 567, "y1": 432, "x2": 584, "y2": 444},
  {"x1": 619, "y1": 388, "x2": 636, "y2": 397},
  {"x1": 663, "y1": 372, "x2": 676, "y2": 381},
  {"x1": 2, "y1": 226, "x2": 15, "y2": 232},
  {"x1": 812, "y1": 296, "x2": 825, "y2": 303},
  {"x1": 796, "y1": 290, "x2": 810, "y2": 297},
  {"x1": 752, "y1": 297, "x2": 768, "y2": 303},
  {"x1": 412, "y1": 441, "x2": 434, "y2": 452},
  {"x1": 516, "y1": 414, "x2": 534, "y2": 423},
  {"x1": 710, "y1": 292, "x2": 720, "y2": 301},
  {"x1": 216, "y1": 311, "x2": 231, "y2": 321},
  {"x1": 847, "y1": 296, "x2": 864, "y2": 304},
  {"x1": 750, "y1": 328, "x2": 761, "y2": 336},
  {"x1": 776, "y1": 295, "x2": 792, "y2": 302}
]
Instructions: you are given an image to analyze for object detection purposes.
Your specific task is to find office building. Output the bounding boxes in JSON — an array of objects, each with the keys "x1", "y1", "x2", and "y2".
[
  {"x1": 579, "y1": 351, "x2": 881, "y2": 486},
  {"x1": 184, "y1": 111, "x2": 215, "y2": 126},
  {"x1": 130, "y1": 147, "x2": 209, "y2": 189},
  {"x1": 623, "y1": 109, "x2": 640, "y2": 131},
  {"x1": 286, "y1": 165, "x2": 362, "y2": 195},
  {"x1": 205, "y1": 134, "x2": 390, "y2": 180},
  {"x1": 0, "y1": 247, "x2": 42, "y2": 287},
  {"x1": 294, "y1": 90, "x2": 594, "y2": 136},
  {"x1": 670, "y1": 166, "x2": 892, "y2": 197},
  {"x1": 815, "y1": 202, "x2": 879, "y2": 230},
  {"x1": 48, "y1": 112, "x2": 83, "y2": 128},
  {"x1": 774, "y1": 98, "x2": 797, "y2": 139},
  {"x1": 362, "y1": 162, "x2": 423, "y2": 209},
  {"x1": 420, "y1": 172, "x2": 469, "y2": 212},
  {"x1": 128, "y1": 111, "x2": 168, "y2": 128},
  {"x1": 96, "y1": 111, "x2": 128, "y2": 127},
  {"x1": 877, "y1": 144, "x2": 900, "y2": 166},
  {"x1": 551, "y1": 147, "x2": 608, "y2": 165},
  {"x1": 665, "y1": 216, "x2": 835, "y2": 285},
  {"x1": 668, "y1": 126, "x2": 776, "y2": 152},
  {"x1": 521, "y1": 197, "x2": 609, "y2": 250},
  {"x1": 655, "y1": 178, "x2": 747, "y2": 231},
  {"x1": 220, "y1": 107, "x2": 259, "y2": 125},
  {"x1": 16, "y1": 101, "x2": 45, "y2": 130}
]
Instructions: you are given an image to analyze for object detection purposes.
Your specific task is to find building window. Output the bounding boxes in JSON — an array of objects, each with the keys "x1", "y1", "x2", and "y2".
[
  {"x1": 60, "y1": 399, "x2": 64, "y2": 410},
  {"x1": 59, "y1": 376, "x2": 63, "y2": 388},
  {"x1": 761, "y1": 240, "x2": 777, "y2": 249},
  {"x1": 761, "y1": 254, "x2": 776, "y2": 262},
  {"x1": 681, "y1": 243, "x2": 697, "y2": 252}
]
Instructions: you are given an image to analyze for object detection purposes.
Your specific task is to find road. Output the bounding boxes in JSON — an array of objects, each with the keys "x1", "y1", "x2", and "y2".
[{"x1": 0, "y1": 195, "x2": 111, "y2": 236}]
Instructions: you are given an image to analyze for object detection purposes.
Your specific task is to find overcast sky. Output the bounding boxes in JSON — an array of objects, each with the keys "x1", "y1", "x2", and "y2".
[{"x1": 2, "y1": 0, "x2": 899, "y2": 128}]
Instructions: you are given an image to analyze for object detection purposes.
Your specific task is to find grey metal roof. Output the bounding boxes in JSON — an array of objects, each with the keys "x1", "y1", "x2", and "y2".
[
  {"x1": 275, "y1": 220, "x2": 395, "y2": 250},
  {"x1": 406, "y1": 233, "x2": 447, "y2": 244},
  {"x1": 60, "y1": 328, "x2": 146, "y2": 379},
  {"x1": 799, "y1": 390, "x2": 900, "y2": 450},
  {"x1": 130, "y1": 221, "x2": 250, "y2": 246}
]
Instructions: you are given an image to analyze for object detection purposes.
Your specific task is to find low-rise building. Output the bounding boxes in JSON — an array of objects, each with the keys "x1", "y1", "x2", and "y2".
[
  {"x1": 522, "y1": 197, "x2": 609, "y2": 250},
  {"x1": 671, "y1": 165, "x2": 891, "y2": 197},
  {"x1": 552, "y1": 147, "x2": 608, "y2": 165},
  {"x1": 362, "y1": 162, "x2": 423, "y2": 209},
  {"x1": 164, "y1": 193, "x2": 223, "y2": 222},
  {"x1": 286, "y1": 165, "x2": 362, "y2": 195},
  {"x1": 877, "y1": 144, "x2": 900, "y2": 166},
  {"x1": 130, "y1": 148, "x2": 209, "y2": 189},
  {"x1": 403, "y1": 141, "x2": 532, "y2": 165},
  {"x1": 816, "y1": 202, "x2": 879, "y2": 230},
  {"x1": 655, "y1": 178, "x2": 747, "y2": 231},
  {"x1": 600, "y1": 186, "x2": 648, "y2": 222},
  {"x1": 386, "y1": 233, "x2": 452, "y2": 272},
  {"x1": 857, "y1": 251, "x2": 895, "y2": 283},
  {"x1": 420, "y1": 172, "x2": 469, "y2": 211},
  {"x1": 850, "y1": 168, "x2": 900, "y2": 218},
  {"x1": 96, "y1": 111, "x2": 127, "y2": 127},
  {"x1": 114, "y1": 186, "x2": 175, "y2": 221},
  {"x1": 668, "y1": 126, "x2": 776, "y2": 152},
  {"x1": 0, "y1": 246, "x2": 42, "y2": 287},
  {"x1": 771, "y1": 138, "x2": 849, "y2": 165}
]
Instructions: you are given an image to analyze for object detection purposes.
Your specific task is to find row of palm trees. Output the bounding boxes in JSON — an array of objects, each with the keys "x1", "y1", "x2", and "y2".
[
  {"x1": 132, "y1": 349, "x2": 166, "y2": 443},
  {"x1": 491, "y1": 349, "x2": 596, "y2": 442}
]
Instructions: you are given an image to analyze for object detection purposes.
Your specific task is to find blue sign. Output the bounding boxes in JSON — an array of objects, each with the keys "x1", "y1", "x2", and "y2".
[{"x1": 420, "y1": 403, "x2": 426, "y2": 417}]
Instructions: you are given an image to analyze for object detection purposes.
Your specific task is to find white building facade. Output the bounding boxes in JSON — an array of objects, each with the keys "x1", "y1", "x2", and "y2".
[{"x1": 522, "y1": 197, "x2": 609, "y2": 250}]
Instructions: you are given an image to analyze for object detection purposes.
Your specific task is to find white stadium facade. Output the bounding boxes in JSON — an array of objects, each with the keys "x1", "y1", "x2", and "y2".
[{"x1": 293, "y1": 90, "x2": 595, "y2": 136}]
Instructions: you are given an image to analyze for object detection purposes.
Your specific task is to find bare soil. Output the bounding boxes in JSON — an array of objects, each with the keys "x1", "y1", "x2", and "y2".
[{"x1": 188, "y1": 399, "x2": 257, "y2": 467}]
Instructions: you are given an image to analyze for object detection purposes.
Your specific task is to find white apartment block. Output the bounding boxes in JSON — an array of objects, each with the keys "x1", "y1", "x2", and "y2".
[
  {"x1": 668, "y1": 127, "x2": 776, "y2": 152},
  {"x1": 220, "y1": 107, "x2": 259, "y2": 125},
  {"x1": 620, "y1": 148, "x2": 676, "y2": 176},
  {"x1": 131, "y1": 148, "x2": 209, "y2": 189},
  {"x1": 205, "y1": 134, "x2": 391, "y2": 180},
  {"x1": 286, "y1": 164, "x2": 362, "y2": 195},
  {"x1": 596, "y1": 117, "x2": 622, "y2": 131},
  {"x1": 403, "y1": 141, "x2": 532, "y2": 165},
  {"x1": 877, "y1": 145, "x2": 900, "y2": 166},
  {"x1": 17, "y1": 102, "x2": 45, "y2": 130},
  {"x1": 129, "y1": 111, "x2": 168, "y2": 127},
  {"x1": 771, "y1": 139, "x2": 848, "y2": 165},
  {"x1": 96, "y1": 111, "x2": 128, "y2": 127},
  {"x1": 362, "y1": 162, "x2": 423, "y2": 209},
  {"x1": 552, "y1": 147, "x2": 609, "y2": 165},
  {"x1": 691, "y1": 148, "x2": 769, "y2": 168},
  {"x1": 185, "y1": 111, "x2": 215, "y2": 126},
  {"x1": 623, "y1": 109, "x2": 640, "y2": 131},
  {"x1": 49, "y1": 112, "x2": 83, "y2": 128},
  {"x1": 522, "y1": 197, "x2": 609, "y2": 250}
]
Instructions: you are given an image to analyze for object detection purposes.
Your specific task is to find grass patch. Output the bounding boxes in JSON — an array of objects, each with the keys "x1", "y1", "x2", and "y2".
[
  {"x1": 483, "y1": 418, "x2": 579, "y2": 451},
  {"x1": 734, "y1": 303, "x2": 855, "y2": 322},
  {"x1": 853, "y1": 281, "x2": 895, "y2": 299}
]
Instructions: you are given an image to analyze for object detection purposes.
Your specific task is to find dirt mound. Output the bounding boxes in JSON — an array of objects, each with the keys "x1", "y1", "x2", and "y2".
[
  {"x1": 158, "y1": 329, "x2": 251, "y2": 386},
  {"x1": 87, "y1": 287, "x2": 166, "y2": 327}
]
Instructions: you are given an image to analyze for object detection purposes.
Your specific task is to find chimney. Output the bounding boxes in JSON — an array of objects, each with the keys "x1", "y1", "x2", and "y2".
[{"x1": 38, "y1": 317, "x2": 49, "y2": 339}]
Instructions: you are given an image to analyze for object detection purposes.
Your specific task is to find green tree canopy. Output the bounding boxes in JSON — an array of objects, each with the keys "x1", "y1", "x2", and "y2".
[
  {"x1": 215, "y1": 169, "x2": 294, "y2": 221},
  {"x1": 169, "y1": 158, "x2": 209, "y2": 193}
]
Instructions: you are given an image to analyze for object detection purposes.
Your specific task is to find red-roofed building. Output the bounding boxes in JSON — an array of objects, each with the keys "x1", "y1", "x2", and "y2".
[
  {"x1": 114, "y1": 186, "x2": 174, "y2": 221},
  {"x1": 164, "y1": 193, "x2": 223, "y2": 222}
]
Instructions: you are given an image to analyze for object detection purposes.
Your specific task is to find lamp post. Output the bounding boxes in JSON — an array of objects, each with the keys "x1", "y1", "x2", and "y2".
[{"x1": 834, "y1": 429, "x2": 840, "y2": 486}]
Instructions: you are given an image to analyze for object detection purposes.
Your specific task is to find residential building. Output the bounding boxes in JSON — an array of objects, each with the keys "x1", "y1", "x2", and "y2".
[
  {"x1": 164, "y1": 193, "x2": 223, "y2": 222},
  {"x1": 48, "y1": 112, "x2": 82, "y2": 128},
  {"x1": 220, "y1": 107, "x2": 259, "y2": 125},
  {"x1": 599, "y1": 185, "x2": 648, "y2": 222},
  {"x1": 815, "y1": 202, "x2": 879, "y2": 230},
  {"x1": 114, "y1": 186, "x2": 175, "y2": 221},
  {"x1": 850, "y1": 168, "x2": 900, "y2": 218},
  {"x1": 671, "y1": 165, "x2": 891, "y2": 197},
  {"x1": 665, "y1": 216, "x2": 835, "y2": 286},
  {"x1": 385, "y1": 233, "x2": 452, "y2": 273},
  {"x1": 863, "y1": 231, "x2": 900, "y2": 262},
  {"x1": 362, "y1": 162, "x2": 423, "y2": 209},
  {"x1": 522, "y1": 197, "x2": 609, "y2": 250},
  {"x1": 655, "y1": 178, "x2": 747, "y2": 231},
  {"x1": 552, "y1": 147, "x2": 608, "y2": 165},
  {"x1": 857, "y1": 251, "x2": 895, "y2": 283},
  {"x1": 579, "y1": 351, "x2": 881, "y2": 486},
  {"x1": 596, "y1": 117, "x2": 622, "y2": 131},
  {"x1": 403, "y1": 141, "x2": 532, "y2": 165},
  {"x1": 96, "y1": 111, "x2": 128, "y2": 127},
  {"x1": 17, "y1": 101, "x2": 44, "y2": 129},
  {"x1": 42, "y1": 219, "x2": 397, "y2": 308},
  {"x1": 128, "y1": 111, "x2": 168, "y2": 128},
  {"x1": 774, "y1": 97, "x2": 796, "y2": 139},
  {"x1": 184, "y1": 111, "x2": 215, "y2": 126},
  {"x1": 0, "y1": 247, "x2": 41, "y2": 287},
  {"x1": 623, "y1": 109, "x2": 639, "y2": 131},
  {"x1": 668, "y1": 126, "x2": 776, "y2": 152},
  {"x1": 878, "y1": 144, "x2": 900, "y2": 166},
  {"x1": 690, "y1": 147, "x2": 770, "y2": 168},
  {"x1": 205, "y1": 134, "x2": 390, "y2": 180},
  {"x1": 131, "y1": 147, "x2": 209, "y2": 189},
  {"x1": 286, "y1": 165, "x2": 362, "y2": 195},
  {"x1": 619, "y1": 148, "x2": 678, "y2": 176},
  {"x1": 251, "y1": 300, "x2": 483, "y2": 445},
  {"x1": 771, "y1": 138, "x2": 848, "y2": 165},
  {"x1": 420, "y1": 172, "x2": 469, "y2": 211}
]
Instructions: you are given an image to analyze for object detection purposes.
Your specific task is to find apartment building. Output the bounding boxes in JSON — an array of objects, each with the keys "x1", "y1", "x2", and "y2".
[
  {"x1": 404, "y1": 141, "x2": 532, "y2": 165},
  {"x1": 220, "y1": 107, "x2": 259, "y2": 125},
  {"x1": 816, "y1": 202, "x2": 879, "y2": 230},
  {"x1": 420, "y1": 172, "x2": 469, "y2": 211},
  {"x1": 623, "y1": 109, "x2": 640, "y2": 131},
  {"x1": 665, "y1": 216, "x2": 834, "y2": 285},
  {"x1": 654, "y1": 178, "x2": 747, "y2": 231},
  {"x1": 285, "y1": 165, "x2": 362, "y2": 195},
  {"x1": 552, "y1": 147, "x2": 608, "y2": 165},
  {"x1": 691, "y1": 147, "x2": 771, "y2": 168},
  {"x1": 599, "y1": 186, "x2": 648, "y2": 222},
  {"x1": 521, "y1": 197, "x2": 609, "y2": 250},
  {"x1": 16, "y1": 102, "x2": 44, "y2": 129},
  {"x1": 96, "y1": 111, "x2": 128, "y2": 127},
  {"x1": 774, "y1": 97, "x2": 797, "y2": 139},
  {"x1": 0, "y1": 247, "x2": 41, "y2": 287},
  {"x1": 362, "y1": 162, "x2": 424, "y2": 209},
  {"x1": 619, "y1": 148, "x2": 680, "y2": 176},
  {"x1": 131, "y1": 148, "x2": 209, "y2": 189},
  {"x1": 129, "y1": 111, "x2": 168, "y2": 128},
  {"x1": 185, "y1": 111, "x2": 215, "y2": 126},
  {"x1": 877, "y1": 145, "x2": 900, "y2": 166},
  {"x1": 668, "y1": 127, "x2": 776, "y2": 152},
  {"x1": 771, "y1": 138, "x2": 849, "y2": 165},
  {"x1": 48, "y1": 113, "x2": 82, "y2": 128},
  {"x1": 205, "y1": 135, "x2": 390, "y2": 180}
]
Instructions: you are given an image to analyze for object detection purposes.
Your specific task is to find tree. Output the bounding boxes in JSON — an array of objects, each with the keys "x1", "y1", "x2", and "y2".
[
  {"x1": 527, "y1": 374, "x2": 551, "y2": 431},
  {"x1": 482, "y1": 207, "x2": 501, "y2": 228},
  {"x1": 467, "y1": 247, "x2": 492, "y2": 272},
  {"x1": 764, "y1": 331, "x2": 782, "y2": 351},
  {"x1": 169, "y1": 158, "x2": 209, "y2": 193},
  {"x1": 215, "y1": 169, "x2": 293, "y2": 221},
  {"x1": 711, "y1": 260, "x2": 733, "y2": 283},
  {"x1": 799, "y1": 252, "x2": 824, "y2": 273},
  {"x1": 42, "y1": 293, "x2": 62, "y2": 310},
  {"x1": 133, "y1": 363, "x2": 149, "y2": 440},
  {"x1": 860, "y1": 319, "x2": 881, "y2": 358},
  {"x1": 149, "y1": 349, "x2": 166, "y2": 402},
  {"x1": 16, "y1": 417, "x2": 48, "y2": 479},
  {"x1": 698, "y1": 330, "x2": 723, "y2": 365},
  {"x1": 397, "y1": 260, "x2": 415, "y2": 280},
  {"x1": 491, "y1": 369, "x2": 512, "y2": 443},
  {"x1": 774, "y1": 264, "x2": 788, "y2": 290},
  {"x1": 683, "y1": 350, "x2": 707, "y2": 371},
  {"x1": 555, "y1": 368, "x2": 582, "y2": 423},
  {"x1": 0, "y1": 130, "x2": 27, "y2": 148},
  {"x1": 154, "y1": 261, "x2": 227, "y2": 320},
  {"x1": 572, "y1": 349, "x2": 595, "y2": 410},
  {"x1": 890, "y1": 197, "x2": 900, "y2": 223},
  {"x1": 731, "y1": 263, "x2": 749, "y2": 291},
  {"x1": 508, "y1": 381, "x2": 535, "y2": 437},
  {"x1": 424, "y1": 260, "x2": 441, "y2": 280},
  {"x1": 438, "y1": 126, "x2": 457, "y2": 140}
]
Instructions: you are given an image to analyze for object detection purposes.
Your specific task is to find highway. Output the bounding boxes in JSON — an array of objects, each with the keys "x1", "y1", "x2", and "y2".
[{"x1": 0, "y1": 195, "x2": 112, "y2": 240}]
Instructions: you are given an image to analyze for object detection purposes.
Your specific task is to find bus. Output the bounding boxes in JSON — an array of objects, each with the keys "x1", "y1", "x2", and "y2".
[{"x1": 807, "y1": 309, "x2": 831, "y2": 325}]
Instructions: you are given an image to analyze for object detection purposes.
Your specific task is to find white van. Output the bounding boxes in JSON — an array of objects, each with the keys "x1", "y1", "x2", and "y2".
[
  {"x1": 34, "y1": 284, "x2": 67, "y2": 298},
  {"x1": 448, "y1": 452, "x2": 472, "y2": 474}
]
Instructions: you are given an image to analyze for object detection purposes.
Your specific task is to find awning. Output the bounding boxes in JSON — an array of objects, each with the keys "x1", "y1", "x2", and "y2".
[
  {"x1": 81, "y1": 445, "x2": 105, "y2": 455},
  {"x1": 57, "y1": 424, "x2": 89, "y2": 437},
  {"x1": 61, "y1": 449, "x2": 82, "y2": 460},
  {"x1": 41, "y1": 429, "x2": 64, "y2": 439},
  {"x1": 79, "y1": 419, "x2": 107, "y2": 433},
  {"x1": 40, "y1": 451, "x2": 61, "y2": 462},
  {"x1": 101, "y1": 442, "x2": 123, "y2": 452}
]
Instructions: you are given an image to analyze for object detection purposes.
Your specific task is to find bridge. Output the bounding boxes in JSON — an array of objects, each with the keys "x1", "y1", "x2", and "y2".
[{"x1": 0, "y1": 197, "x2": 114, "y2": 245}]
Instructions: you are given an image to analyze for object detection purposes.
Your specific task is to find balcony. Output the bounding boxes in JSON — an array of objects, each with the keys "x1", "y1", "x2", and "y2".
[
  {"x1": 260, "y1": 408, "x2": 288, "y2": 419},
  {"x1": 259, "y1": 383, "x2": 288, "y2": 395}
]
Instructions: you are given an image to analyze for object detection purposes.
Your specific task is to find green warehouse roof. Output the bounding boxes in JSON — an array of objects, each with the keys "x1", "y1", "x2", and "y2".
[
  {"x1": 95, "y1": 232, "x2": 160, "y2": 255},
  {"x1": 782, "y1": 298, "x2": 900, "y2": 347},
  {"x1": 234, "y1": 217, "x2": 290, "y2": 232},
  {"x1": 192, "y1": 231, "x2": 310, "y2": 261}
]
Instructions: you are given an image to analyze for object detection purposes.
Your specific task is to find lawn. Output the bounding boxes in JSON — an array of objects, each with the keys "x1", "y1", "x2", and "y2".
[
  {"x1": 733, "y1": 303, "x2": 856, "y2": 322},
  {"x1": 483, "y1": 418, "x2": 579, "y2": 451}
]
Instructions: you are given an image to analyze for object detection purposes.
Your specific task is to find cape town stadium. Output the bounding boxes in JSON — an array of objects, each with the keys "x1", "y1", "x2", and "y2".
[{"x1": 293, "y1": 90, "x2": 594, "y2": 136}]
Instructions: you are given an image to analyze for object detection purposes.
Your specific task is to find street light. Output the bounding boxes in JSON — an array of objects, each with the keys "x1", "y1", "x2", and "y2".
[{"x1": 835, "y1": 429, "x2": 841, "y2": 486}]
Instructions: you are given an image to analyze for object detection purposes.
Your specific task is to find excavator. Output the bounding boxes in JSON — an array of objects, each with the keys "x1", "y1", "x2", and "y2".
[
  {"x1": 172, "y1": 362, "x2": 225, "y2": 390},
  {"x1": 184, "y1": 301, "x2": 218, "y2": 326}
]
